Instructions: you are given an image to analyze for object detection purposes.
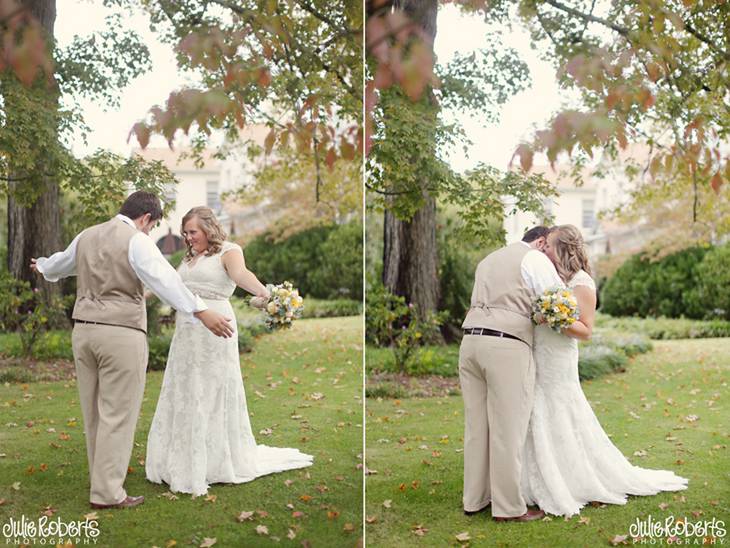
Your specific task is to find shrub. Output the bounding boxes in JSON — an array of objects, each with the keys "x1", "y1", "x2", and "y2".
[
  {"x1": 366, "y1": 279, "x2": 447, "y2": 372},
  {"x1": 695, "y1": 244, "x2": 730, "y2": 320},
  {"x1": 577, "y1": 344, "x2": 628, "y2": 381},
  {"x1": 365, "y1": 383, "x2": 407, "y2": 399},
  {"x1": 241, "y1": 222, "x2": 362, "y2": 300},
  {"x1": 595, "y1": 314, "x2": 730, "y2": 339},
  {"x1": 300, "y1": 299, "x2": 362, "y2": 318},
  {"x1": 0, "y1": 368, "x2": 34, "y2": 384},
  {"x1": 600, "y1": 246, "x2": 710, "y2": 319}
]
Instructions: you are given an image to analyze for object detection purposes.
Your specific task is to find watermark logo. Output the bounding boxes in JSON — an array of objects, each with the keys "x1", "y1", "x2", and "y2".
[
  {"x1": 2, "y1": 515, "x2": 100, "y2": 545},
  {"x1": 628, "y1": 515, "x2": 726, "y2": 545}
]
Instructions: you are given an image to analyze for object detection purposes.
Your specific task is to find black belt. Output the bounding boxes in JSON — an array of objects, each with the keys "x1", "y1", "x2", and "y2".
[
  {"x1": 74, "y1": 319, "x2": 108, "y2": 326},
  {"x1": 463, "y1": 327, "x2": 521, "y2": 341}
]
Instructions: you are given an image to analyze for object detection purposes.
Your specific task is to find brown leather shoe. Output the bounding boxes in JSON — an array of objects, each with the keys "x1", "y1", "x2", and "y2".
[
  {"x1": 90, "y1": 495, "x2": 144, "y2": 509},
  {"x1": 494, "y1": 508, "x2": 545, "y2": 522}
]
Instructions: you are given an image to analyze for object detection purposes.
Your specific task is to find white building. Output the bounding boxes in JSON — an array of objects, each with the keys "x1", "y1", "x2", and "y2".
[
  {"x1": 503, "y1": 147, "x2": 652, "y2": 273},
  {"x1": 132, "y1": 125, "x2": 271, "y2": 253}
]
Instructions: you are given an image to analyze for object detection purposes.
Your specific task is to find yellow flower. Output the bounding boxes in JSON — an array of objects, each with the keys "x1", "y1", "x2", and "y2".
[{"x1": 267, "y1": 302, "x2": 279, "y2": 314}]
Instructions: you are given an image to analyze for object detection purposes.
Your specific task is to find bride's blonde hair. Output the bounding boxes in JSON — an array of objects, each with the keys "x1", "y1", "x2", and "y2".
[
  {"x1": 549, "y1": 224, "x2": 591, "y2": 283},
  {"x1": 181, "y1": 206, "x2": 227, "y2": 261}
]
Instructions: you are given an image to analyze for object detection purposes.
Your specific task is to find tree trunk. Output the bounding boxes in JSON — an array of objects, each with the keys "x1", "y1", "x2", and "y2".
[
  {"x1": 383, "y1": 192, "x2": 439, "y2": 313},
  {"x1": 382, "y1": 0, "x2": 440, "y2": 319},
  {"x1": 6, "y1": 0, "x2": 61, "y2": 304}
]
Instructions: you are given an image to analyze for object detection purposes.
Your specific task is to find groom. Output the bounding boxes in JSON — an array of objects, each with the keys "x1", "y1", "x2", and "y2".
[
  {"x1": 459, "y1": 226, "x2": 563, "y2": 522},
  {"x1": 31, "y1": 191, "x2": 234, "y2": 509}
]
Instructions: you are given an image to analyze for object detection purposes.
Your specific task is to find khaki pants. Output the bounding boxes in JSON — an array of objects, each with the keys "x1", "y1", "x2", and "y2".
[
  {"x1": 458, "y1": 334, "x2": 535, "y2": 517},
  {"x1": 71, "y1": 323, "x2": 148, "y2": 505}
]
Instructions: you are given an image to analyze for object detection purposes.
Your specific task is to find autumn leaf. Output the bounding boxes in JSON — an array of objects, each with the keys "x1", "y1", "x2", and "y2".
[
  {"x1": 383, "y1": 499, "x2": 392, "y2": 509},
  {"x1": 610, "y1": 534, "x2": 629, "y2": 546},
  {"x1": 287, "y1": 529, "x2": 296, "y2": 540},
  {"x1": 455, "y1": 531, "x2": 471, "y2": 542},
  {"x1": 255, "y1": 525, "x2": 269, "y2": 536},
  {"x1": 205, "y1": 494, "x2": 217, "y2": 503},
  {"x1": 199, "y1": 538, "x2": 216, "y2": 548},
  {"x1": 236, "y1": 511, "x2": 254, "y2": 522},
  {"x1": 411, "y1": 524, "x2": 428, "y2": 537},
  {"x1": 343, "y1": 523, "x2": 355, "y2": 533},
  {"x1": 84, "y1": 512, "x2": 98, "y2": 520}
]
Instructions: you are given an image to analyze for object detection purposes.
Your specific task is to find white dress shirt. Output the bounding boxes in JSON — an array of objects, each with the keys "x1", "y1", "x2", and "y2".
[
  {"x1": 519, "y1": 241, "x2": 565, "y2": 294},
  {"x1": 36, "y1": 214, "x2": 208, "y2": 319}
]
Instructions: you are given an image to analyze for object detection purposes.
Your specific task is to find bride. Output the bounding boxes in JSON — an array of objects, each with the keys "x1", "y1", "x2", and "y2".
[
  {"x1": 521, "y1": 224, "x2": 688, "y2": 517},
  {"x1": 145, "y1": 206, "x2": 313, "y2": 496}
]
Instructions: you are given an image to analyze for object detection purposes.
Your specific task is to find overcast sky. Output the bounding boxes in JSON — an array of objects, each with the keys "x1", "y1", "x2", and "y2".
[
  {"x1": 55, "y1": 0, "x2": 188, "y2": 156},
  {"x1": 435, "y1": 4, "x2": 575, "y2": 172}
]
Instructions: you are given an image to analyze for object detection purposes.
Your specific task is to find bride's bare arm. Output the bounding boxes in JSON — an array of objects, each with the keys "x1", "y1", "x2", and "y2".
[
  {"x1": 562, "y1": 285, "x2": 596, "y2": 341},
  {"x1": 221, "y1": 248, "x2": 270, "y2": 298}
]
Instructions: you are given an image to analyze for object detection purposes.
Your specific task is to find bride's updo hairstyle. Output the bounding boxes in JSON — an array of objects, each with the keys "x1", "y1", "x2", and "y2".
[
  {"x1": 550, "y1": 224, "x2": 591, "y2": 283},
  {"x1": 181, "y1": 206, "x2": 227, "y2": 262}
]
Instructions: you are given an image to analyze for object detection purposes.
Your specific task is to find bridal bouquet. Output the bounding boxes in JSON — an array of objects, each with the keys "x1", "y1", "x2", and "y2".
[
  {"x1": 258, "y1": 281, "x2": 304, "y2": 330},
  {"x1": 532, "y1": 287, "x2": 580, "y2": 332}
]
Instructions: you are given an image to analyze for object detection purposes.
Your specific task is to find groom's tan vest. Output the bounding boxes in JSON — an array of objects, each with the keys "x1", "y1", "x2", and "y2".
[
  {"x1": 462, "y1": 242, "x2": 534, "y2": 346},
  {"x1": 72, "y1": 217, "x2": 147, "y2": 333}
]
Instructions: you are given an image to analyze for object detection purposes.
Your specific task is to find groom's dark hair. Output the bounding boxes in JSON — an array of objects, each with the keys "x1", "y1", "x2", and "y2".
[
  {"x1": 522, "y1": 226, "x2": 551, "y2": 243},
  {"x1": 119, "y1": 191, "x2": 163, "y2": 221}
]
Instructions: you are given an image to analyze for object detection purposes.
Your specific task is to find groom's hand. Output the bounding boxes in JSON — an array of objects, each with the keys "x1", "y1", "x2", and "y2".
[{"x1": 194, "y1": 309, "x2": 234, "y2": 338}]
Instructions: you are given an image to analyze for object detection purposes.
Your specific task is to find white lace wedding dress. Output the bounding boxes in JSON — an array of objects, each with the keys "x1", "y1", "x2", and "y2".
[
  {"x1": 521, "y1": 269, "x2": 688, "y2": 517},
  {"x1": 145, "y1": 241, "x2": 313, "y2": 496}
]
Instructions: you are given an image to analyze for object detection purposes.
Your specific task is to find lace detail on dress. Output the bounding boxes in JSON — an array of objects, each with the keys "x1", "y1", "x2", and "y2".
[
  {"x1": 568, "y1": 270, "x2": 596, "y2": 292},
  {"x1": 145, "y1": 241, "x2": 313, "y2": 495},
  {"x1": 521, "y1": 270, "x2": 688, "y2": 516}
]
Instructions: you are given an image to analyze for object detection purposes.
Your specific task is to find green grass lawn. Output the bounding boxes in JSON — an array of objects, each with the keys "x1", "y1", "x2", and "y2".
[
  {"x1": 365, "y1": 338, "x2": 730, "y2": 547},
  {"x1": 0, "y1": 316, "x2": 363, "y2": 547}
]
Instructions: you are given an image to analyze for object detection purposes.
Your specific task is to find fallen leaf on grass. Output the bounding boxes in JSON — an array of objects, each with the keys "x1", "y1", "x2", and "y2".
[
  {"x1": 255, "y1": 525, "x2": 269, "y2": 536},
  {"x1": 382, "y1": 500, "x2": 392, "y2": 509},
  {"x1": 287, "y1": 529, "x2": 296, "y2": 540},
  {"x1": 205, "y1": 495, "x2": 217, "y2": 503},
  {"x1": 659, "y1": 503, "x2": 669, "y2": 510},
  {"x1": 455, "y1": 532, "x2": 471, "y2": 542},
  {"x1": 578, "y1": 516, "x2": 590, "y2": 525},
  {"x1": 366, "y1": 516, "x2": 377, "y2": 524},
  {"x1": 411, "y1": 524, "x2": 428, "y2": 537},
  {"x1": 159, "y1": 492, "x2": 178, "y2": 501},
  {"x1": 42, "y1": 506, "x2": 56, "y2": 517},
  {"x1": 236, "y1": 511, "x2": 254, "y2": 522},
  {"x1": 259, "y1": 428, "x2": 273, "y2": 436},
  {"x1": 327, "y1": 510, "x2": 340, "y2": 520},
  {"x1": 284, "y1": 479, "x2": 293, "y2": 487},
  {"x1": 610, "y1": 534, "x2": 629, "y2": 545},
  {"x1": 343, "y1": 523, "x2": 355, "y2": 532},
  {"x1": 199, "y1": 538, "x2": 216, "y2": 548},
  {"x1": 292, "y1": 511, "x2": 304, "y2": 519},
  {"x1": 83, "y1": 512, "x2": 98, "y2": 520},
  {"x1": 165, "y1": 541, "x2": 177, "y2": 548},
  {"x1": 11, "y1": 482, "x2": 20, "y2": 491}
]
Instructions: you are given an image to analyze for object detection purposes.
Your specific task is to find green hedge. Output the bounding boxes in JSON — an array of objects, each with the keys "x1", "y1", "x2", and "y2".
[
  {"x1": 595, "y1": 314, "x2": 730, "y2": 339},
  {"x1": 300, "y1": 299, "x2": 362, "y2": 318},
  {"x1": 241, "y1": 222, "x2": 362, "y2": 301},
  {"x1": 600, "y1": 244, "x2": 730, "y2": 320},
  {"x1": 365, "y1": 331, "x2": 652, "y2": 382}
]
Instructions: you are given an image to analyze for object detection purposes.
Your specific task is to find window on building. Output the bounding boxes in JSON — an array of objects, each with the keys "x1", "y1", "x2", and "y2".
[
  {"x1": 582, "y1": 199, "x2": 596, "y2": 229},
  {"x1": 207, "y1": 181, "x2": 221, "y2": 213},
  {"x1": 163, "y1": 183, "x2": 176, "y2": 206}
]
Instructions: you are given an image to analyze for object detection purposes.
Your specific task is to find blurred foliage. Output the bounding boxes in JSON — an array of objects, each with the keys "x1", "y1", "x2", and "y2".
[{"x1": 600, "y1": 245, "x2": 730, "y2": 319}]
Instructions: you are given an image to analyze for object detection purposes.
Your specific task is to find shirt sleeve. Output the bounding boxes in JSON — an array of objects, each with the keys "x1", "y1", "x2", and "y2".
[
  {"x1": 128, "y1": 232, "x2": 208, "y2": 316},
  {"x1": 35, "y1": 232, "x2": 84, "y2": 282},
  {"x1": 521, "y1": 250, "x2": 565, "y2": 295}
]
